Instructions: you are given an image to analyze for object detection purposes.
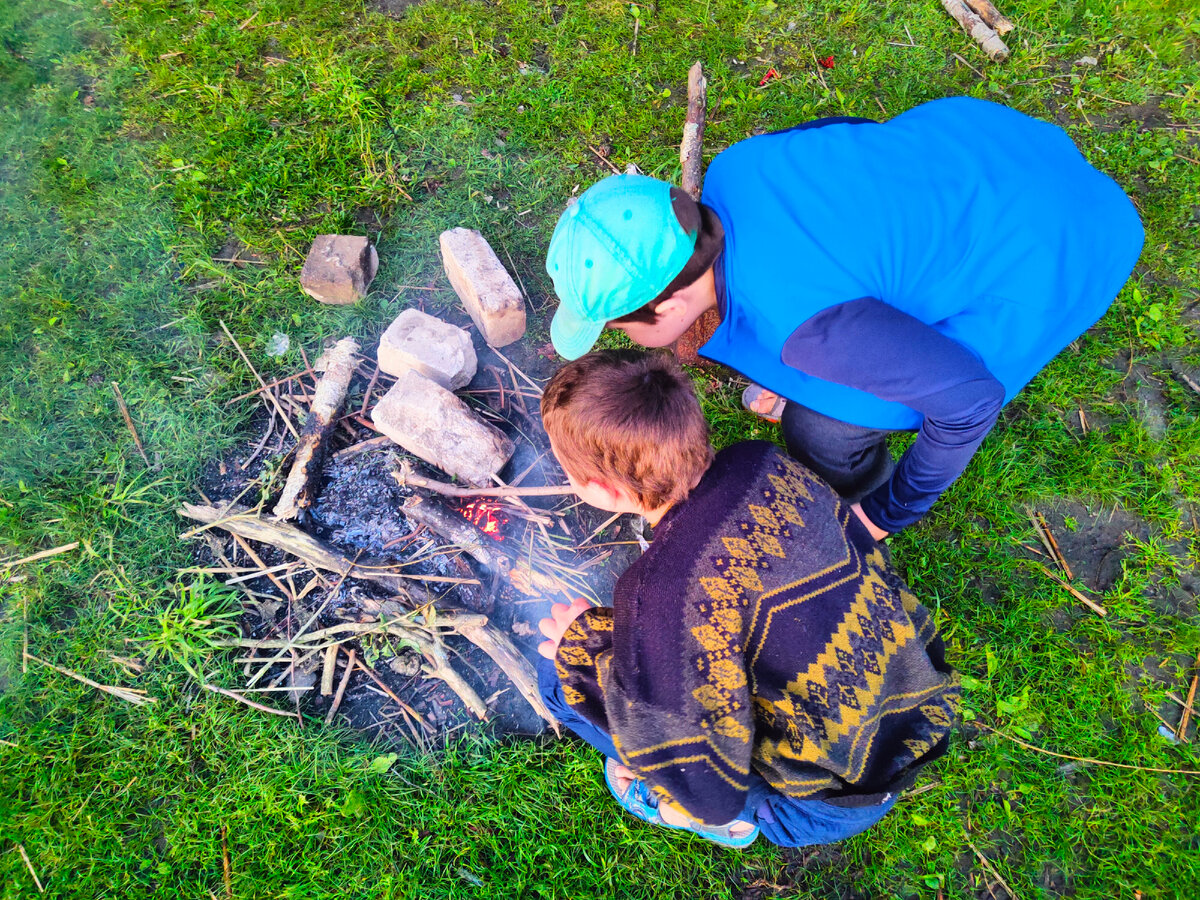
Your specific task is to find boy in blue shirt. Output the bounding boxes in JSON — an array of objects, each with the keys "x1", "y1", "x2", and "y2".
[{"x1": 545, "y1": 98, "x2": 1143, "y2": 537}]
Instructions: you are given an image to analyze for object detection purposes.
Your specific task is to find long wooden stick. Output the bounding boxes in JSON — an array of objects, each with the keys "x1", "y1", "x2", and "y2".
[
  {"x1": 17, "y1": 844, "x2": 44, "y2": 894},
  {"x1": 273, "y1": 336, "x2": 359, "y2": 519},
  {"x1": 680, "y1": 61, "x2": 707, "y2": 201},
  {"x1": 219, "y1": 319, "x2": 301, "y2": 440},
  {"x1": 112, "y1": 382, "x2": 151, "y2": 466},
  {"x1": 1177, "y1": 649, "x2": 1200, "y2": 740},
  {"x1": 1, "y1": 541, "x2": 79, "y2": 570},
  {"x1": 1033, "y1": 562, "x2": 1108, "y2": 617},
  {"x1": 26, "y1": 654, "x2": 155, "y2": 705},
  {"x1": 393, "y1": 460, "x2": 573, "y2": 499},
  {"x1": 202, "y1": 682, "x2": 299, "y2": 719}
]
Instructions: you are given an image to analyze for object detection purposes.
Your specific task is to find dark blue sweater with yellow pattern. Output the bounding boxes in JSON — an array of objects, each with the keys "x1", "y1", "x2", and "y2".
[{"x1": 554, "y1": 442, "x2": 960, "y2": 825}]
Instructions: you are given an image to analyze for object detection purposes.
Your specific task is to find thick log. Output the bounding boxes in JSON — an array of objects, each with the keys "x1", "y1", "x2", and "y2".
[
  {"x1": 940, "y1": 0, "x2": 1010, "y2": 62},
  {"x1": 964, "y1": 0, "x2": 1013, "y2": 35},
  {"x1": 273, "y1": 337, "x2": 359, "y2": 519}
]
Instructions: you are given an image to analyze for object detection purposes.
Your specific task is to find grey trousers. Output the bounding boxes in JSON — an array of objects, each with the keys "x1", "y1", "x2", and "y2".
[{"x1": 780, "y1": 402, "x2": 901, "y2": 502}]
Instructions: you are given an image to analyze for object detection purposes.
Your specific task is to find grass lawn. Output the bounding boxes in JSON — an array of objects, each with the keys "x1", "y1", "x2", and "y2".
[{"x1": 2, "y1": 0, "x2": 1198, "y2": 897}]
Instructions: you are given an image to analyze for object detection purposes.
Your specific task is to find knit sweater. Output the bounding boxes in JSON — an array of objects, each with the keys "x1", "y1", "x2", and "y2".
[{"x1": 554, "y1": 442, "x2": 959, "y2": 825}]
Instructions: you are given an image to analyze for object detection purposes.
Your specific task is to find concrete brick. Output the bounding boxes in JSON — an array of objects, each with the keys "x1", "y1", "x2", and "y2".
[
  {"x1": 372, "y1": 370, "x2": 513, "y2": 486},
  {"x1": 376, "y1": 308, "x2": 477, "y2": 390},
  {"x1": 300, "y1": 235, "x2": 379, "y2": 304},
  {"x1": 439, "y1": 228, "x2": 526, "y2": 346}
]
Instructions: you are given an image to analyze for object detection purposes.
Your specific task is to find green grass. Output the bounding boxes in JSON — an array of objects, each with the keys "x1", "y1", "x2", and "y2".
[{"x1": 2, "y1": 0, "x2": 1199, "y2": 897}]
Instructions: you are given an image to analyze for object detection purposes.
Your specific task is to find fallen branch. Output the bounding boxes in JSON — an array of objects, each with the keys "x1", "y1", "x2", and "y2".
[
  {"x1": 393, "y1": 460, "x2": 573, "y2": 498},
  {"x1": 324, "y1": 648, "x2": 356, "y2": 725},
  {"x1": 202, "y1": 682, "x2": 300, "y2": 719},
  {"x1": 26, "y1": 654, "x2": 155, "y2": 706},
  {"x1": 1177, "y1": 649, "x2": 1200, "y2": 741},
  {"x1": 274, "y1": 337, "x2": 359, "y2": 520},
  {"x1": 1, "y1": 541, "x2": 80, "y2": 571},
  {"x1": 940, "y1": 0, "x2": 1010, "y2": 62},
  {"x1": 453, "y1": 615, "x2": 558, "y2": 731},
  {"x1": 112, "y1": 382, "x2": 151, "y2": 466},
  {"x1": 675, "y1": 61, "x2": 720, "y2": 365},
  {"x1": 977, "y1": 722, "x2": 1200, "y2": 776},
  {"x1": 680, "y1": 61, "x2": 707, "y2": 201},
  {"x1": 219, "y1": 319, "x2": 301, "y2": 440},
  {"x1": 964, "y1": 0, "x2": 1014, "y2": 34},
  {"x1": 178, "y1": 503, "x2": 413, "y2": 595},
  {"x1": 1033, "y1": 562, "x2": 1107, "y2": 617},
  {"x1": 16, "y1": 844, "x2": 44, "y2": 894}
]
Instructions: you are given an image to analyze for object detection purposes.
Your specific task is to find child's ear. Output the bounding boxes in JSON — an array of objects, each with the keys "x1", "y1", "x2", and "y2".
[{"x1": 654, "y1": 294, "x2": 690, "y2": 320}]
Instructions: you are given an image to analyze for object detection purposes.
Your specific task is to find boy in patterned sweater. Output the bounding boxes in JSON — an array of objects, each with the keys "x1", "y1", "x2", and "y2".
[{"x1": 536, "y1": 349, "x2": 959, "y2": 848}]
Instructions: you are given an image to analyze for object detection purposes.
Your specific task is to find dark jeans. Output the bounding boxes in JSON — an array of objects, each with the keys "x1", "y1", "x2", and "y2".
[
  {"x1": 780, "y1": 401, "x2": 902, "y2": 502},
  {"x1": 537, "y1": 657, "x2": 897, "y2": 848}
]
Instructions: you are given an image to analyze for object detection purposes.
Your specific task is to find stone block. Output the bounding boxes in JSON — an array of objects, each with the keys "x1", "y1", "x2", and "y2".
[
  {"x1": 372, "y1": 370, "x2": 513, "y2": 486},
  {"x1": 439, "y1": 228, "x2": 526, "y2": 346},
  {"x1": 377, "y1": 308, "x2": 477, "y2": 390},
  {"x1": 300, "y1": 235, "x2": 379, "y2": 304}
]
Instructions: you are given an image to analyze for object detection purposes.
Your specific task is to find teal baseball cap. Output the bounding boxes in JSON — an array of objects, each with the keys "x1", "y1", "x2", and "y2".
[{"x1": 546, "y1": 174, "x2": 697, "y2": 360}]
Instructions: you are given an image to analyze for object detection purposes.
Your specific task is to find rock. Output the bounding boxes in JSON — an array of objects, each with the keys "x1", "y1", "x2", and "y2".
[
  {"x1": 372, "y1": 370, "x2": 513, "y2": 486},
  {"x1": 376, "y1": 308, "x2": 477, "y2": 390},
  {"x1": 300, "y1": 235, "x2": 379, "y2": 304},
  {"x1": 439, "y1": 228, "x2": 526, "y2": 346}
]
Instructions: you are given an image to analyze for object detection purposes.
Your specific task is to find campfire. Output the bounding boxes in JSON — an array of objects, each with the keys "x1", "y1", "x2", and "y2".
[{"x1": 179, "y1": 294, "x2": 636, "y2": 744}]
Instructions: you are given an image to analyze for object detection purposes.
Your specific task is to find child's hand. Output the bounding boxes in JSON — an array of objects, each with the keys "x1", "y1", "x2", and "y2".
[
  {"x1": 537, "y1": 598, "x2": 592, "y2": 659},
  {"x1": 851, "y1": 502, "x2": 890, "y2": 542}
]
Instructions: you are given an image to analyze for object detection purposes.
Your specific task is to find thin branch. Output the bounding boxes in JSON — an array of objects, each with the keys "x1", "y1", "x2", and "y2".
[
  {"x1": 26, "y1": 654, "x2": 155, "y2": 705},
  {"x1": 393, "y1": 461, "x2": 572, "y2": 498},
  {"x1": 112, "y1": 382, "x2": 151, "y2": 465},
  {"x1": 202, "y1": 683, "x2": 300, "y2": 719},
  {"x1": 1, "y1": 542, "x2": 80, "y2": 571},
  {"x1": 977, "y1": 723, "x2": 1200, "y2": 775}
]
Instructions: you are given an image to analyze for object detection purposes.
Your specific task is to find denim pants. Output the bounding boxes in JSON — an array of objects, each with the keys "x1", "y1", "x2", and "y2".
[
  {"x1": 780, "y1": 401, "x2": 902, "y2": 502},
  {"x1": 537, "y1": 656, "x2": 897, "y2": 848}
]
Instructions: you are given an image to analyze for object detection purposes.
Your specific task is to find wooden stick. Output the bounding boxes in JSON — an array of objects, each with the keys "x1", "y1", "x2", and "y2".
[
  {"x1": 273, "y1": 337, "x2": 360, "y2": 519},
  {"x1": 320, "y1": 644, "x2": 338, "y2": 696},
  {"x1": 17, "y1": 844, "x2": 44, "y2": 894},
  {"x1": 1176, "y1": 650, "x2": 1200, "y2": 740},
  {"x1": 452, "y1": 616, "x2": 558, "y2": 731},
  {"x1": 393, "y1": 461, "x2": 573, "y2": 498},
  {"x1": 324, "y1": 649, "x2": 356, "y2": 725},
  {"x1": 26, "y1": 654, "x2": 155, "y2": 705},
  {"x1": 940, "y1": 0, "x2": 1009, "y2": 61},
  {"x1": 963, "y1": 0, "x2": 1014, "y2": 34},
  {"x1": 680, "y1": 61, "x2": 707, "y2": 201},
  {"x1": 1026, "y1": 509, "x2": 1058, "y2": 561},
  {"x1": 1, "y1": 541, "x2": 79, "y2": 570},
  {"x1": 964, "y1": 836, "x2": 1020, "y2": 900},
  {"x1": 354, "y1": 656, "x2": 434, "y2": 722},
  {"x1": 178, "y1": 503, "x2": 413, "y2": 595},
  {"x1": 976, "y1": 722, "x2": 1200, "y2": 775},
  {"x1": 675, "y1": 62, "x2": 720, "y2": 366},
  {"x1": 332, "y1": 435, "x2": 394, "y2": 459},
  {"x1": 221, "y1": 825, "x2": 233, "y2": 900},
  {"x1": 219, "y1": 319, "x2": 301, "y2": 440},
  {"x1": 1034, "y1": 512, "x2": 1074, "y2": 580},
  {"x1": 112, "y1": 382, "x2": 151, "y2": 465},
  {"x1": 489, "y1": 346, "x2": 543, "y2": 395},
  {"x1": 202, "y1": 682, "x2": 300, "y2": 719},
  {"x1": 1034, "y1": 562, "x2": 1107, "y2": 617}
]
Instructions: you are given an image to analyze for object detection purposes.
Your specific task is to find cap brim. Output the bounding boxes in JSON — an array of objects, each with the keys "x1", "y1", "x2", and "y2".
[{"x1": 550, "y1": 302, "x2": 606, "y2": 361}]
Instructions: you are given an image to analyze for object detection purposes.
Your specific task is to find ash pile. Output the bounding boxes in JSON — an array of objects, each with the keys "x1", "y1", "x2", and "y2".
[{"x1": 181, "y1": 229, "x2": 640, "y2": 744}]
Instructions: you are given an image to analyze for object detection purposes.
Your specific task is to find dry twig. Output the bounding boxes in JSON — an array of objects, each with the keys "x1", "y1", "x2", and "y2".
[
  {"x1": 324, "y1": 648, "x2": 356, "y2": 725},
  {"x1": 26, "y1": 654, "x2": 155, "y2": 705},
  {"x1": 202, "y1": 682, "x2": 300, "y2": 719},
  {"x1": 1033, "y1": 562, "x2": 1107, "y2": 617},
  {"x1": 112, "y1": 382, "x2": 151, "y2": 466},
  {"x1": 977, "y1": 722, "x2": 1200, "y2": 775},
  {"x1": 393, "y1": 460, "x2": 572, "y2": 498},
  {"x1": 1, "y1": 541, "x2": 80, "y2": 570},
  {"x1": 219, "y1": 319, "x2": 300, "y2": 440},
  {"x1": 1176, "y1": 649, "x2": 1200, "y2": 740},
  {"x1": 17, "y1": 844, "x2": 44, "y2": 894}
]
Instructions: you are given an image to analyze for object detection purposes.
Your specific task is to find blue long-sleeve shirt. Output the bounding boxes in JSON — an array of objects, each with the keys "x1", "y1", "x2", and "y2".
[{"x1": 699, "y1": 98, "x2": 1143, "y2": 533}]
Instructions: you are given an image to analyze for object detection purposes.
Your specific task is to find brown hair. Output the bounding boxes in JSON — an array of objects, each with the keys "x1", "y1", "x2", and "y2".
[
  {"x1": 611, "y1": 188, "x2": 725, "y2": 325},
  {"x1": 541, "y1": 350, "x2": 714, "y2": 510}
]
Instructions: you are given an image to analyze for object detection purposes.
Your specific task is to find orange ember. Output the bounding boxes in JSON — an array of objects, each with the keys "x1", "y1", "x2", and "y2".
[{"x1": 458, "y1": 500, "x2": 510, "y2": 540}]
